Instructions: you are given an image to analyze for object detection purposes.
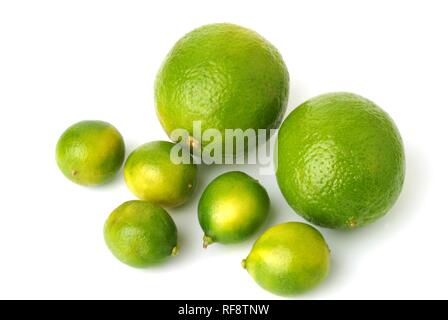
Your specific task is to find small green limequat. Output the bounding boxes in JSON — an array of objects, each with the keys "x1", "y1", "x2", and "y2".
[
  {"x1": 124, "y1": 141, "x2": 197, "y2": 207},
  {"x1": 104, "y1": 200, "x2": 178, "y2": 268},
  {"x1": 198, "y1": 171, "x2": 270, "y2": 247},
  {"x1": 243, "y1": 222, "x2": 330, "y2": 296},
  {"x1": 56, "y1": 120, "x2": 125, "y2": 186}
]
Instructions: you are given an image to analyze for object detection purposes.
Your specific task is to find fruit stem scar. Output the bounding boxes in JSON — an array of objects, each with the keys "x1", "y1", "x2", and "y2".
[
  {"x1": 347, "y1": 218, "x2": 357, "y2": 229},
  {"x1": 171, "y1": 245, "x2": 179, "y2": 256},
  {"x1": 241, "y1": 259, "x2": 247, "y2": 269},
  {"x1": 202, "y1": 235, "x2": 214, "y2": 249},
  {"x1": 71, "y1": 170, "x2": 78, "y2": 176}
]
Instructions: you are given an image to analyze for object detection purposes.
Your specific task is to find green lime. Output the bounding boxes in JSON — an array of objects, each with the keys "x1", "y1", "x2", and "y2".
[
  {"x1": 155, "y1": 23, "x2": 289, "y2": 156},
  {"x1": 276, "y1": 92, "x2": 405, "y2": 229},
  {"x1": 56, "y1": 120, "x2": 125, "y2": 186},
  {"x1": 124, "y1": 141, "x2": 197, "y2": 207},
  {"x1": 243, "y1": 222, "x2": 330, "y2": 296},
  {"x1": 104, "y1": 200, "x2": 178, "y2": 267},
  {"x1": 198, "y1": 171, "x2": 270, "y2": 247}
]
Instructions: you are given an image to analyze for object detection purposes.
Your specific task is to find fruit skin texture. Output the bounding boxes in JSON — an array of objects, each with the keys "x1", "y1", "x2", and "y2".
[
  {"x1": 244, "y1": 222, "x2": 330, "y2": 296},
  {"x1": 198, "y1": 171, "x2": 270, "y2": 246},
  {"x1": 276, "y1": 92, "x2": 405, "y2": 229},
  {"x1": 56, "y1": 120, "x2": 125, "y2": 186},
  {"x1": 124, "y1": 141, "x2": 197, "y2": 207},
  {"x1": 104, "y1": 200, "x2": 178, "y2": 267},
  {"x1": 155, "y1": 23, "x2": 289, "y2": 155}
]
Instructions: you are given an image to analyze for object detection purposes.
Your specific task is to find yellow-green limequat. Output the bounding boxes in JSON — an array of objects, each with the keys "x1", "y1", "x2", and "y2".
[
  {"x1": 124, "y1": 141, "x2": 197, "y2": 207},
  {"x1": 104, "y1": 200, "x2": 178, "y2": 267},
  {"x1": 243, "y1": 222, "x2": 330, "y2": 296},
  {"x1": 198, "y1": 171, "x2": 270, "y2": 247},
  {"x1": 56, "y1": 120, "x2": 125, "y2": 186}
]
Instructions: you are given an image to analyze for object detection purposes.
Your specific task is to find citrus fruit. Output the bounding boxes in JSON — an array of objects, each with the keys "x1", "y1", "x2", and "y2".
[
  {"x1": 104, "y1": 200, "x2": 178, "y2": 267},
  {"x1": 155, "y1": 23, "x2": 289, "y2": 156},
  {"x1": 124, "y1": 141, "x2": 197, "y2": 207},
  {"x1": 276, "y1": 92, "x2": 405, "y2": 229},
  {"x1": 56, "y1": 120, "x2": 125, "y2": 186},
  {"x1": 198, "y1": 171, "x2": 270, "y2": 247},
  {"x1": 243, "y1": 222, "x2": 330, "y2": 295}
]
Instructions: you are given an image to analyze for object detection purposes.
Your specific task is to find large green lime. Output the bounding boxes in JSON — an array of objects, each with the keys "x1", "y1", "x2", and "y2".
[
  {"x1": 198, "y1": 171, "x2": 270, "y2": 247},
  {"x1": 124, "y1": 141, "x2": 197, "y2": 207},
  {"x1": 56, "y1": 120, "x2": 125, "y2": 186},
  {"x1": 276, "y1": 92, "x2": 405, "y2": 229},
  {"x1": 155, "y1": 23, "x2": 289, "y2": 156},
  {"x1": 104, "y1": 200, "x2": 178, "y2": 267},
  {"x1": 244, "y1": 222, "x2": 330, "y2": 296}
]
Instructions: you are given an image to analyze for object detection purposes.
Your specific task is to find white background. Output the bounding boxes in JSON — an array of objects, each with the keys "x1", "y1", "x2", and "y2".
[{"x1": 0, "y1": 0, "x2": 447, "y2": 300}]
